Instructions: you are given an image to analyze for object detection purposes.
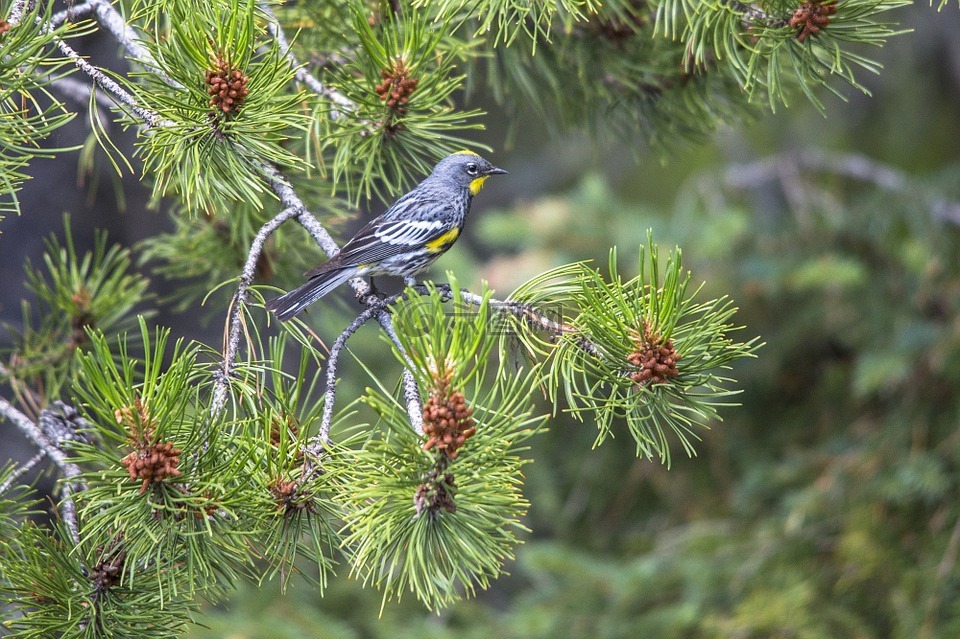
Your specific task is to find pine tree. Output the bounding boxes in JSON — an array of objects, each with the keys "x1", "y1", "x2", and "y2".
[{"x1": 0, "y1": 0, "x2": 929, "y2": 634}]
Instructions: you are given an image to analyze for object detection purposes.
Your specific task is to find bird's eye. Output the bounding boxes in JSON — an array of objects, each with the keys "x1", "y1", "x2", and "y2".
[{"x1": 465, "y1": 163, "x2": 479, "y2": 176}]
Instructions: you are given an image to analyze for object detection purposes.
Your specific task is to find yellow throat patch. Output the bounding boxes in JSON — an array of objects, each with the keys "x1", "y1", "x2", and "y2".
[
  {"x1": 425, "y1": 227, "x2": 460, "y2": 253},
  {"x1": 469, "y1": 176, "x2": 488, "y2": 195},
  {"x1": 453, "y1": 150, "x2": 487, "y2": 194}
]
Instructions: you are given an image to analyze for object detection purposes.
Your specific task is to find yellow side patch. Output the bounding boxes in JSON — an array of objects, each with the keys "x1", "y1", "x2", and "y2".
[
  {"x1": 425, "y1": 227, "x2": 460, "y2": 253},
  {"x1": 469, "y1": 176, "x2": 489, "y2": 196}
]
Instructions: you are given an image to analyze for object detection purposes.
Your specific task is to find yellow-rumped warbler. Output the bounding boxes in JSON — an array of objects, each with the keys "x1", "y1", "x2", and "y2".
[{"x1": 266, "y1": 151, "x2": 506, "y2": 321}]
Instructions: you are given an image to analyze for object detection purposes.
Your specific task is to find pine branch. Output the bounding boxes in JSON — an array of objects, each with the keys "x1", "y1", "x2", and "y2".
[
  {"x1": 0, "y1": 397, "x2": 82, "y2": 544},
  {"x1": 310, "y1": 280, "x2": 609, "y2": 455},
  {"x1": 50, "y1": 75, "x2": 115, "y2": 111},
  {"x1": 259, "y1": 2, "x2": 355, "y2": 116}
]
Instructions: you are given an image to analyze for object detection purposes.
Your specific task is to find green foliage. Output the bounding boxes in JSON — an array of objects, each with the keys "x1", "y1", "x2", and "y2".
[
  {"x1": 71, "y1": 320, "x2": 251, "y2": 599},
  {"x1": 2, "y1": 217, "x2": 151, "y2": 402},
  {"x1": 131, "y1": 0, "x2": 309, "y2": 214},
  {"x1": 484, "y1": 18, "x2": 753, "y2": 147},
  {"x1": 66, "y1": 318, "x2": 348, "y2": 603},
  {"x1": 417, "y1": 0, "x2": 603, "y2": 48},
  {"x1": 507, "y1": 236, "x2": 760, "y2": 465},
  {"x1": 229, "y1": 335, "x2": 348, "y2": 591},
  {"x1": 334, "y1": 283, "x2": 545, "y2": 609},
  {"x1": 0, "y1": 0, "x2": 89, "y2": 216},
  {"x1": 655, "y1": 0, "x2": 911, "y2": 110},
  {"x1": 1, "y1": 521, "x2": 198, "y2": 638}
]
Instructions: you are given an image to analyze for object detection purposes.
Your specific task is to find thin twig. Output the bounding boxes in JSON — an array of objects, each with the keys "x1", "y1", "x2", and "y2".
[
  {"x1": 14, "y1": 0, "x2": 169, "y2": 127},
  {"x1": 315, "y1": 305, "x2": 383, "y2": 445},
  {"x1": 53, "y1": 33, "x2": 167, "y2": 128},
  {"x1": 0, "y1": 450, "x2": 47, "y2": 496},
  {"x1": 428, "y1": 284, "x2": 600, "y2": 356},
  {"x1": 51, "y1": 75, "x2": 116, "y2": 115},
  {"x1": 212, "y1": 206, "x2": 300, "y2": 417}
]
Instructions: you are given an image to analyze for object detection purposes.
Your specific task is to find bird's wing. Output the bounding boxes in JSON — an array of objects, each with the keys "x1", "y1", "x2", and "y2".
[{"x1": 307, "y1": 197, "x2": 457, "y2": 274}]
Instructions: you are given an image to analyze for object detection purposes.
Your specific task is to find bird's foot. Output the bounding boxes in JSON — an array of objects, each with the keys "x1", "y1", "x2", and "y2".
[{"x1": 357, "y1": 277, "x2": 381, "y2": 306}]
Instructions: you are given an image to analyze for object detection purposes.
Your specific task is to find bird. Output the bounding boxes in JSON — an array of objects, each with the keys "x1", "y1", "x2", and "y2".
[{"x1": 266, "y1": 151, "x2": 507, "y2": 321}]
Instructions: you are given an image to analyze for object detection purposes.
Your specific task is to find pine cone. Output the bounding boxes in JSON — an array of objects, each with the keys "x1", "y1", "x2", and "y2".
[
  {"x1": 374, "y1": 58, "x2": 419, "y2": 116},
  {"x1": 422, "y1": 383, "x2": 476, "y2": 459},
  {"x1": 120, "y1": 440, "x2": 182, "y2": 494},
  {"x1": 414, "y1": 468, "x2": 458, "y2": 516},
  {"x1": 627, "y1": 322, "x2": 681, "y2": 386},
  {"x1": 269, "y1": 478, "x2": 307, "y2": 512},
  {"x1": 205, "y1": 58, "x2": 250, "y2": 116},
  {"x1": 90, "y1": 548, "x2": 127, "y2": 592},
  {"x1": 789, "y1": 0, "x2": 838, "y2": 42}
]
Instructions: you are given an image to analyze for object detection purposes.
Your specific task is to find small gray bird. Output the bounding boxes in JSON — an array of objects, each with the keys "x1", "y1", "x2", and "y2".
[{"x1": 266, "y1": 152, "x2": 506, "y2": 321}]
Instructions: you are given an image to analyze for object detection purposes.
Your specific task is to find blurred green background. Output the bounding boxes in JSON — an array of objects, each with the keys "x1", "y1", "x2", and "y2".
[{"x1": 4, "y1": 2, "x2": 960, "y2": 637}]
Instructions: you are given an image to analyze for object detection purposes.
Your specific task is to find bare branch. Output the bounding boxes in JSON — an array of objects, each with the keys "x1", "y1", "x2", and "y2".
[
  {"x1": 0, "y1": 397, "x2": 82, "y2": 544},
  {"x1": 51, "y1": 76, "x2": 116, "y2": 123},
  {"x1": 426, "y1": 284, "x2": 601, "y2": 357},
  {"x1": 259, "y1": 163, "x2": 342, "y2": 256},
  {"x1": 6, "y1": 0, "x2": 31, "y2": 27},
  {"x1": 53, "y1": 33, "x2": 167, "y2": 127},
  {"x1": 378, "y1": 310, "x2": 424, "y2": 434},
  {"x1": 316, "y1": 305, "x2": 383, "y2": 445},
  {"x1": 89, "y1": 0, "x2": 156, "y2": 67}
]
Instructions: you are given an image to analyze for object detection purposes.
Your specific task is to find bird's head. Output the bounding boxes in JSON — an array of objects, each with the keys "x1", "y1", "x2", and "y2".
[{"x1": 432, "y1": 151, "x2": 507, "y2": 196}]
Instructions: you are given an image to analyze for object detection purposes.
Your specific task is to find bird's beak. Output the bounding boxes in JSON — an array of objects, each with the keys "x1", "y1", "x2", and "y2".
[{"x1": 485, "y1": 167, "x2": 508, "y2": 176}]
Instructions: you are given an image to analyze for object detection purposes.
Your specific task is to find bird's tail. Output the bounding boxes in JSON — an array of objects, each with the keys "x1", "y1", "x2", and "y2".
[{"x1": 265, "y1": 267, "x2": 357, "y2": 321}]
